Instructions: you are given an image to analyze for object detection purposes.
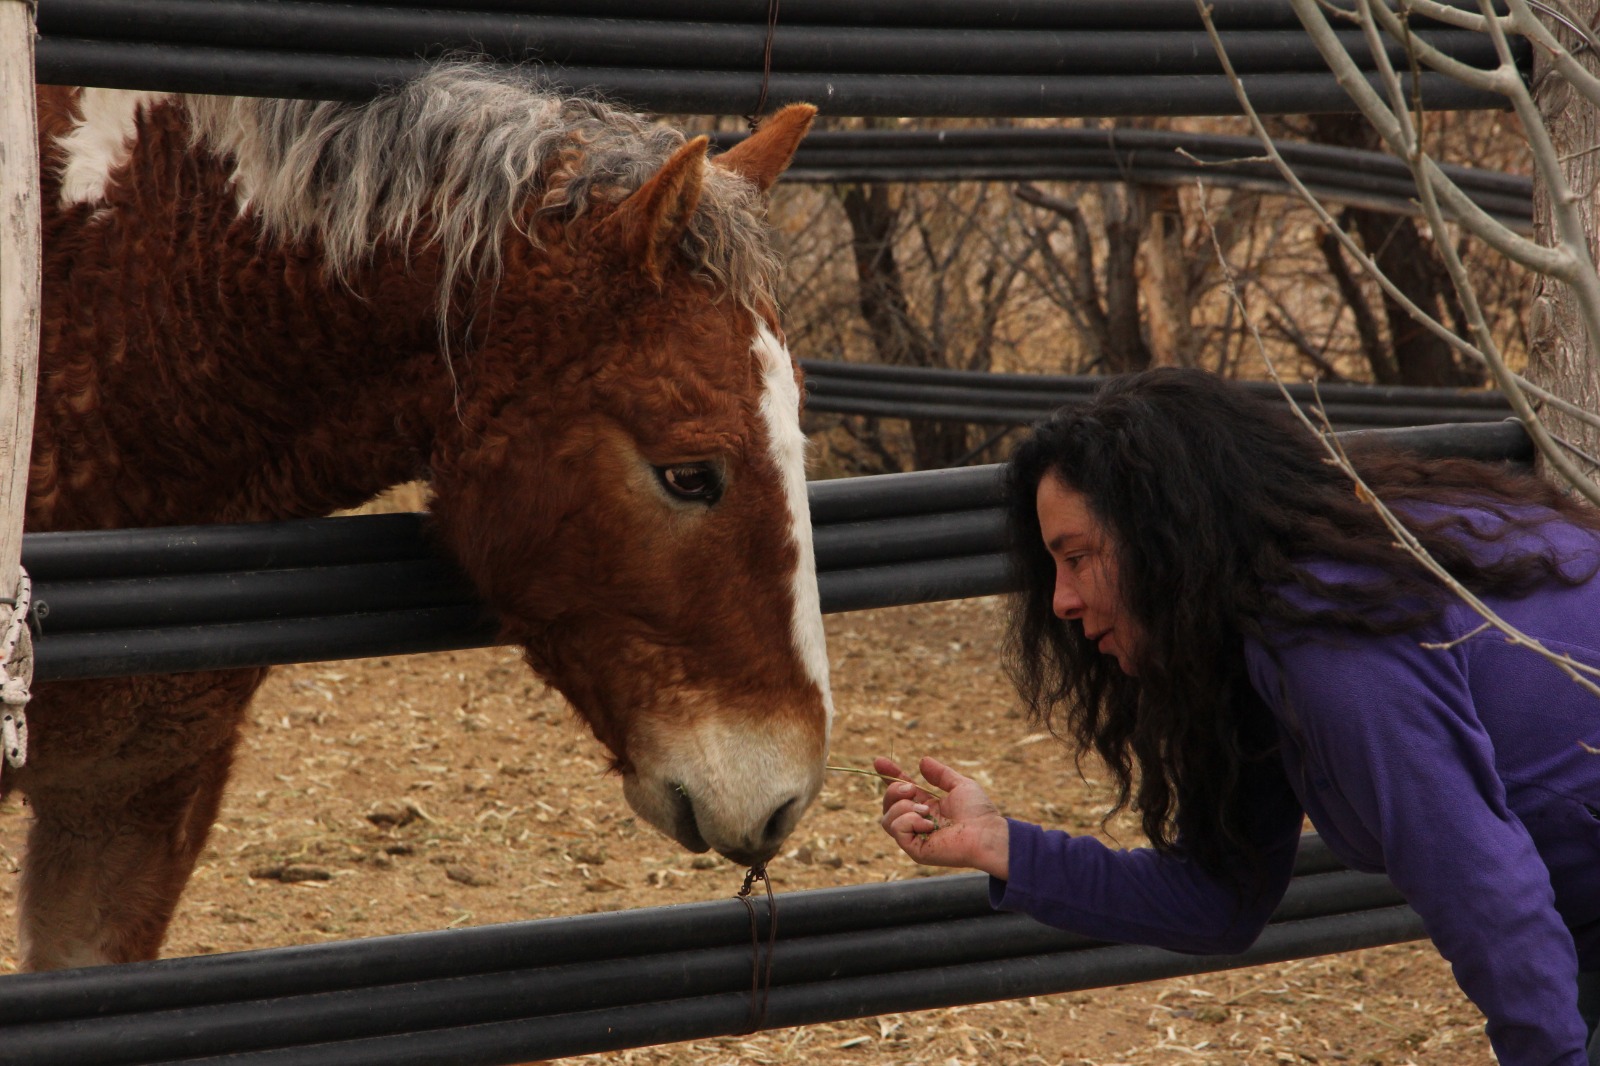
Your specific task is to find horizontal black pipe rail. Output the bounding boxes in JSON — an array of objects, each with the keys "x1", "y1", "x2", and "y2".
[
  {"x1": 24, "y1": 421, "x2": 1531, "y2": 681},
  {"x1": 1, "y1": 870, "x2": 1399, "y2": 1063},
  {"x1": 801, "y1": 357, "x2": 1517, "y2": 405},
  {"x1": 0, "y1": 835, "x2": 1424, "y2": 1065},
  {"x1": 789, "y1": 165, "x2": 1531, "y2": 233},
  {"x1": 31, "y1": 513, "x2": 1011, "y2": 635},
  {"x1": 36, "y1": 1, "x2": 1502, "y2": 78},
  {"x1": 300, "y1": 0, "x2": 1498, "y2": 31},
  {"x1": 723, "y1": 127, "x2": 1532, "y2": 231},
  {"x1": 0, "y1": 832, "x2": 1347, "y2": 1025},
  {"x1": 27, "y1": 555, "x2": 1017, "y2": 680},
  {"x1": 806, "y1": 395, "x2": 1512, "y2": 429},
  {"x1": 761, "y1": 128, "x2": 1532, "y2": 197},
  {"x1": 793, "y1": 168, "x2": 1526, "y2": 234},
  {"x1": 804, "y1": 381, "x2": 1511, "y2": 429},
  {"x1": 801, "y1": 359, "x2": 1516, "y2": 428},
  {"x1": 4, "y1": 905, "x2": 1426, "y2": 1065},
  {"x1": 196, "y1": 907, "x2": 1418, "y2": 1066},
  {"x1": 803, "y1": 379, "x2": 1509, "y2": 419},
  {"x1": 7, "y1": 878, "x2": 1409, "y2": 1065},
  {"x1": 34, "y1": 40, "x2": 1511, "y2": 115}
]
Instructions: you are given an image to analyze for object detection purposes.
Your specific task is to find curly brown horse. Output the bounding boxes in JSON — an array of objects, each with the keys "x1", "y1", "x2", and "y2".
[{"x1": 21, "y1": 65, "x2": 831, "y2": 970}]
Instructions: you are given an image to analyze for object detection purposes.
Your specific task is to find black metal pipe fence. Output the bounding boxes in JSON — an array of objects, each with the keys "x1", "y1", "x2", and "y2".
[
  {"x1": 725, "y1": 127, "x2": 1533, "y2": 233},
  {"x1": 0, "y1": 832, "x2": 1424, "y2": 1066},
  {"x1": 33, "y1": 0, "x2": 1523, "y2": 113},
  {"x1": 289, "y1": 0, "x2": 1495, "y2": 30},
  {"x1": 25, "y1": 421, "x2": 1531, "y2": 681},
  {"x1": 801, "y1": 359, "x2": 1517, "y2": 429},
  {"x1": 0, "y1": 833, "x2": 1349, "y2": 1027},
  {"x1": 38, "y1": 2, "x2": 1500, "y2": 78}
]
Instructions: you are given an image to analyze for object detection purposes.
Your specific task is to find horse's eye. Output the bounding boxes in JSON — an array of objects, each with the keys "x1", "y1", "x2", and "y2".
[{"x1": 656, "y1": 463, "x2": 722, "y2": 504}]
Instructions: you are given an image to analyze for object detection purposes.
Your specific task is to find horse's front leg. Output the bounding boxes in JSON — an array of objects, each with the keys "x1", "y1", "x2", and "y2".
[{"x1": 14, "y1": 671, "x2": 263, "y2": 970}]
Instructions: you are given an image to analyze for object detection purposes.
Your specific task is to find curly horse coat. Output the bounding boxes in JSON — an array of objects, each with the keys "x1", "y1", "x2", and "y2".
[{"x1": 21, "y1": 67, "x2": 830, "y2": 970}]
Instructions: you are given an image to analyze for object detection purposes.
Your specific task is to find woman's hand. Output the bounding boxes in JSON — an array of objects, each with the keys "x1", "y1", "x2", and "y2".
[{"x1": 875, "y1": 755, "x2": 1011, "y2": 880}]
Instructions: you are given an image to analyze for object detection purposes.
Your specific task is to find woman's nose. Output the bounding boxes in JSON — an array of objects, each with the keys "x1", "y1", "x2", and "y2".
[{"x1": 1053, "y1": 577, "x2": 1084, "y2": 620}]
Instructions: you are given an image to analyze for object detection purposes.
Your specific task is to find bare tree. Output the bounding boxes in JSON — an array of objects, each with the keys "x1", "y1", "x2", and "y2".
[
  {"x1": 1306, "y1": 113, "x2": 1481, "y2": 386},
  {"x1": 1015, "y1": 182, "x2": 1154, "y2": 374},
  {"x1": 771, "y1": 165, "x2": 1043, "y2": 472}
]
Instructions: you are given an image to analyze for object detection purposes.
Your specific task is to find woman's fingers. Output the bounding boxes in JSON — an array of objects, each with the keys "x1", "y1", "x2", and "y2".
[
  {"x1": 884, "y1": 809, "x2": 943, "y2": 852},
  {"x1": 881, "y1": 779, "x2": 926, "y2": 808},
  {"x1": 872, "y1": 756, "x2": 907, "y2": 780},
  {"x1": 880, "y1": 796, "x2": 935, "y2": 833},
  {"x1": 873, "y1": 755, "x2": 934, "y2": 812},
  {"x1": 919, "y1": 755, "x2": 970, "y2": 794}
]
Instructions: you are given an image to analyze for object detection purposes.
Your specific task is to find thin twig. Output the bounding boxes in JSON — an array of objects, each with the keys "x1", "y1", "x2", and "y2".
[
  {"x1": 826, "y1": 764, "x2": 949, "y2": 799},
  {"x1": 1419, "y1": 620, "x2": 1494, "y2": 650}
]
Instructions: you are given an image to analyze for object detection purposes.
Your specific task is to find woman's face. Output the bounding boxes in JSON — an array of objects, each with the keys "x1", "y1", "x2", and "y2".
[{"x1": 1036, "y1": 473, "x2": 1142, "y2": 675}]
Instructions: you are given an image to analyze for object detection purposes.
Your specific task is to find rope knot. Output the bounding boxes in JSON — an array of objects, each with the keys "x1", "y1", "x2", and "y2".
[{"x1": 0, "y1": 569, "x2": 33, "y2": 780}]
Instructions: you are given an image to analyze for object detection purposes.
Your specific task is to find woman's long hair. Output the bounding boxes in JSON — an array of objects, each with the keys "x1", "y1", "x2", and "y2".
[{"x1": 1004, "y1": 368, "x2": 1600, "y2": 880}]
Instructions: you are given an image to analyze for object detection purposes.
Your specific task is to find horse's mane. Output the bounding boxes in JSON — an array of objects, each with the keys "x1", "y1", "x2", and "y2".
[{"x1": 182, "y1": 63, "x2": 778, "y2": 317}]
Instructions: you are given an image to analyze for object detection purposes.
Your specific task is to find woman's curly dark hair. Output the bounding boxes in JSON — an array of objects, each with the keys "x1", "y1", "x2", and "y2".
[{"x1": 1004, "y1": 367, "x2": 1600, "y2": 881}]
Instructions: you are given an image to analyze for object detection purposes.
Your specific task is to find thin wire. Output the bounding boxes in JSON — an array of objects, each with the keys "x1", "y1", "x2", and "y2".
[
  {"x1": 747, "y1": 0, "x2": 781, "y2": 130},
  {"x1": 735, "y1": 863, "x2": 777, "y2": 1033}
]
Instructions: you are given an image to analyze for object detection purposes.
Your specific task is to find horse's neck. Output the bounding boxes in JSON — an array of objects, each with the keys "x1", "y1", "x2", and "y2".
[{"x1": 33, "y1": 97, "x2": 458, "y2": 532}]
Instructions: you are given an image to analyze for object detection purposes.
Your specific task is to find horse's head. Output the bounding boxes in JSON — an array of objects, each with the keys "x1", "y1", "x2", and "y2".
[{"x1": 429, "y1": 105, "x2": 829, "y2": 865}]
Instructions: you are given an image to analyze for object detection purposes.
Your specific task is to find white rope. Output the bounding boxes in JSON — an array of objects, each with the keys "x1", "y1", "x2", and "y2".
[{"x1": 0, "y1": 569, "x2": 32, "y2": 780}]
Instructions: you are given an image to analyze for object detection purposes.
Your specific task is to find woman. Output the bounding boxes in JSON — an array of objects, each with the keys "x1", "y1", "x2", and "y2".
[{"x1": 877, "y1": 368, "x2": 1600, "y2": 1065}]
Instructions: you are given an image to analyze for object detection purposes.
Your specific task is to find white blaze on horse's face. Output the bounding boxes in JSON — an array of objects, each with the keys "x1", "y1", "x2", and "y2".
[
  {"x1": 754, "y1": 323, "x2": 834, "y2": 729},
  {"x1": 619, "y1": 323, "x2": 833, "y2": 866}
]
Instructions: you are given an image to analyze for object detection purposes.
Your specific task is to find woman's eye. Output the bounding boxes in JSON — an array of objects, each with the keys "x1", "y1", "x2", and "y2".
[{"x1": 656, "y1": 463, "x2": 723, "y2": 504}]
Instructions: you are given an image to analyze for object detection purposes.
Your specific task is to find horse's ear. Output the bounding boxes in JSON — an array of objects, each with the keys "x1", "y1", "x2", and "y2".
[
  {"x1": 612, "y1": 135, "x2": 709, "y2": 282},
  {"x1": 713, "y1": 104, "x2": 816, "y2": 192}
]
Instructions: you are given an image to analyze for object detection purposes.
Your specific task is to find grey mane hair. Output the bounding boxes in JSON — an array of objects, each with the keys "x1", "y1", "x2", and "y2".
[{"x1": 181, "y1": 63, "x2": 779, "y2": 323}]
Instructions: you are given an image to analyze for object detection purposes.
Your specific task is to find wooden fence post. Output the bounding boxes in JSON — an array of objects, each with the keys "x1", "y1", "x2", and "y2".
[{"x1": 0, "y1": 0, "x2": 39, "y2": 768}]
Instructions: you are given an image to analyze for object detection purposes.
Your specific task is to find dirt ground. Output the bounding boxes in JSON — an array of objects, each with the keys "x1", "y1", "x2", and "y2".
[{"x1": 0, "y1": 596, "x2": 1494, "y2": 1065}]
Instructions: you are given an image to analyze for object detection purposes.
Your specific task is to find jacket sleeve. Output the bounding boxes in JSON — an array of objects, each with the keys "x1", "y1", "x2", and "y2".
[
  {"x1": 988, "y1": 764, "x2": 1303, "y2": 955},
  {"x1": 1252, "y1": 628, "x2": 1589, "y2": 1066}
]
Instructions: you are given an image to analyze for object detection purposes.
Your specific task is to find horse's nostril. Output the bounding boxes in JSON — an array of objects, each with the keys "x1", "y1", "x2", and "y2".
[{"x1": 761, "y1": 795, "x2": 801, "y2": 848}]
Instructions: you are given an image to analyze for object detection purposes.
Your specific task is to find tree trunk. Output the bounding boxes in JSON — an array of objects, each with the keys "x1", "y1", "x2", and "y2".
[
  {"x1": 1143, "y1": 187, "x2": 1196, "y2": 366},
  {"x1": 1016, "y1": 182, "x2": 1153, "y2": 374},
  {"x1": 1309, "y1": 115, "x2": 1481, "y2": 387},
  {"x1": 1530, "y1": 1, "x2": 1600, "y2": 468},
  {"x1": 836, "y1": 183, "x2": 968, "y2": 470},
  {"x1": 1100, "y1": 184, "x2": 1154, "y2": 374}
]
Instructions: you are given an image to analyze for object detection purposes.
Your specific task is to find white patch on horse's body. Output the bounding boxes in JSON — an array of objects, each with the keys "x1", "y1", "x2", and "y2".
[
  {"x1": 55, "y1": 89, "x2": 171, "y2": 206},
  {"x1": 753, "y1": 323, "x2": 835, "y2": 736}
]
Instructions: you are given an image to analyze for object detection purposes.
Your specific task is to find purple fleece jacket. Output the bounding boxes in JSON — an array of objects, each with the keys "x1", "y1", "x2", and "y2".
[{"x1": 990, "y1": 510, "x2": 1600, "y2": 1065}]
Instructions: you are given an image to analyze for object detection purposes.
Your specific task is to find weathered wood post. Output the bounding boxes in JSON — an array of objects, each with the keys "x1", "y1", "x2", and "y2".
[{"x1": 0, "y1": 0, "x2": 38, "y2": 773}]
